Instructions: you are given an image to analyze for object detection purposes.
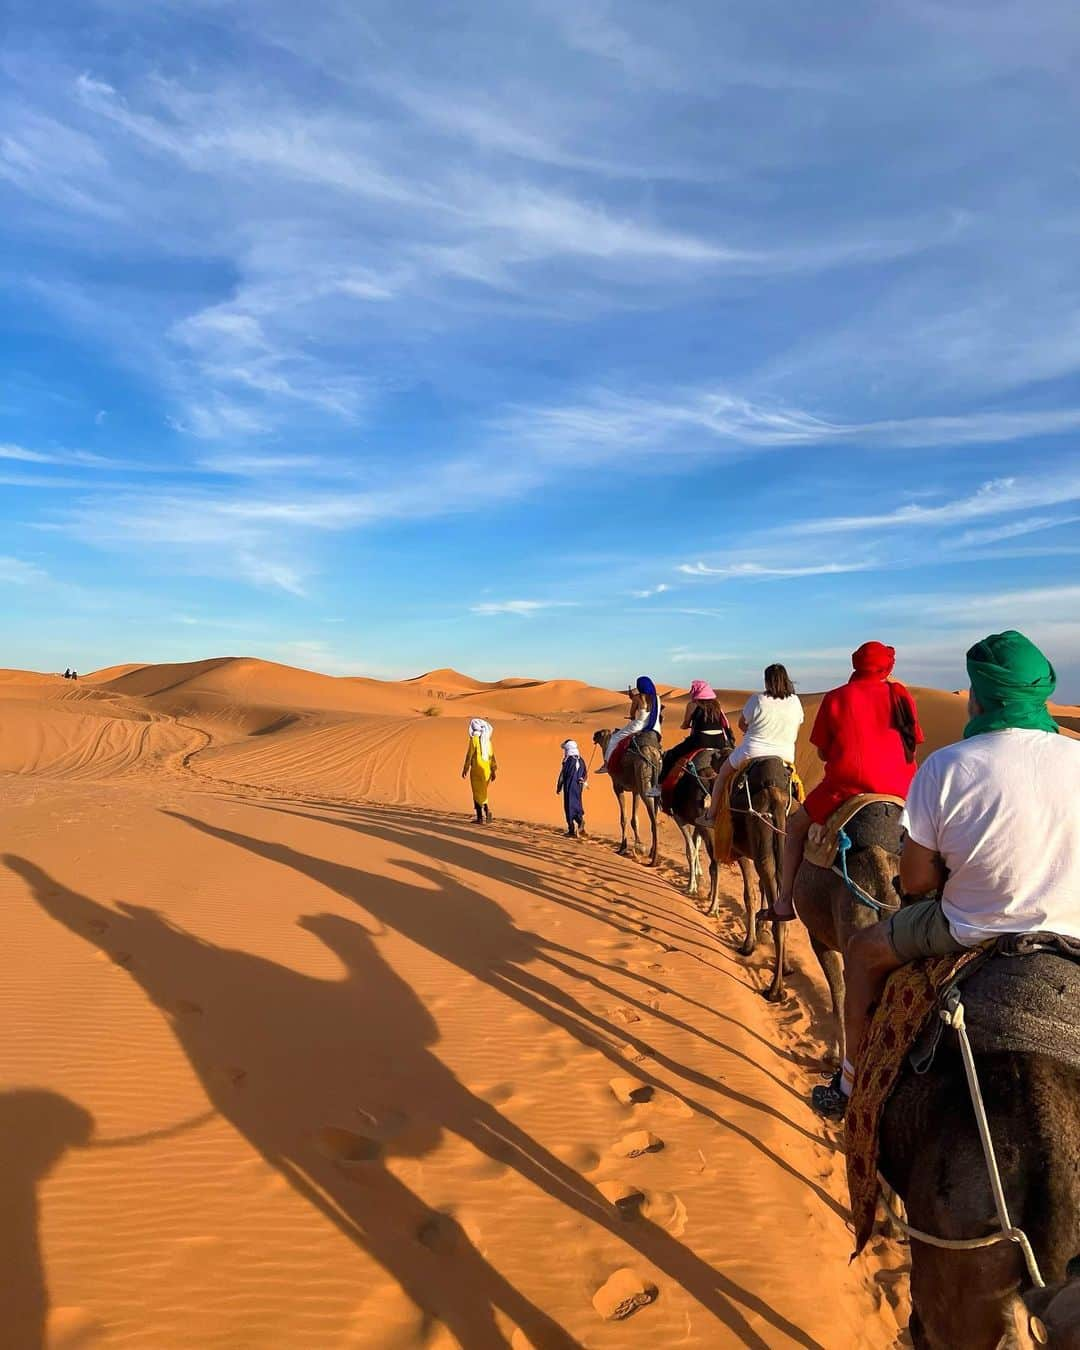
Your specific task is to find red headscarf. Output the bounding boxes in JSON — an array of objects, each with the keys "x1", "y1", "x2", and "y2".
[
  {"x1": 851, "y1": 641, "x2": 895, "y2": 680},
  {"x1": 850, "y1": 641, "x2": 922, "y2": 760}
]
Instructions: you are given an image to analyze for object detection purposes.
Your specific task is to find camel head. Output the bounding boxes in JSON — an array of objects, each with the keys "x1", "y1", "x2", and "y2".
[{"x1": 593, "y1": 729, "x2": 611, "y2": 752}]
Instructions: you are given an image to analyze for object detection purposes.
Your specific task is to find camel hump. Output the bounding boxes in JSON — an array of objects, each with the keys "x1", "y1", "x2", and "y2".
[
  {"x1": 960, "y1": 937, "x2": 1080, "y2": 1069},
  {"x1": 805, "y1": 794, "x2": 905, "y2": 869}
]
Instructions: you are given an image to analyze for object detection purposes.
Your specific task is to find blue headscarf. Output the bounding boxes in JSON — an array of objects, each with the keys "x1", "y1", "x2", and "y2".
[{"x1": 635, "y1": 675, "x2": 662, "y2": 733}]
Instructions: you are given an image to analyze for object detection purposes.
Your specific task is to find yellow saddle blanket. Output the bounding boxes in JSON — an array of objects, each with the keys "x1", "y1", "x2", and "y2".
[{"x1": 804, "y1": 793, "x2": 905, "y2": 870}]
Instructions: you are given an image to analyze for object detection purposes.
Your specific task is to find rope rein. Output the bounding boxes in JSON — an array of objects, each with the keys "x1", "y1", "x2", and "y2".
[
  {"x1": 728, "y1": 770, "x2": 789, "y2": 836},
  {"x1": 877, "y1": 988, "x2": 1045, "y2": 1290},
  {"x1": 832, "y1": 829, "x2": 899, "y2": 914}
]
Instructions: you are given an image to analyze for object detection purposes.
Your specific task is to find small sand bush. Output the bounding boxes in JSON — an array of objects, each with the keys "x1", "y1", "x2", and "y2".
[{"x1": 423, "y1": 705, "x2": 442, "y2": 717}]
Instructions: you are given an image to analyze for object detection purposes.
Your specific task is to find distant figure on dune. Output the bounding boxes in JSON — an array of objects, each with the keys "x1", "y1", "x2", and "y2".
[
  {"x1": 462, "y1": 717, "x2": 496, "y2": 824},
  {"x1": 555, "y1": 738, "x2": 588, "y2": 838},
  {"x1": 598, "y1": 675, "x2": 662, "y2": 774},
  {"x1": 71, "y1": 670, "x2": 78, "y2": 681},
  {"x1": 775, "y1": 641, "x2": 923, "y2": 924},
  {"x1": 62, "y1": 668, "x2": 72, "y2": 680}
]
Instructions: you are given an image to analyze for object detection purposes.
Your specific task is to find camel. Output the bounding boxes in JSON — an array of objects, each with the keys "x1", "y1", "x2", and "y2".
[
  {"x1": 665, "y1": 748, "x2": 723, "y2": 911},
  {"x1": 879, "y1": 948, "x2": 1080, "y2": 1348},
  {"x1": 787, "y1": 801, "x2": 903, "y2": 1065},
  {"x1": 704, "y1": 756, "x2": 792, "y2": 1002},
  {"x1": 592, "y1": 728, "x2": 661, "y2": 865}
]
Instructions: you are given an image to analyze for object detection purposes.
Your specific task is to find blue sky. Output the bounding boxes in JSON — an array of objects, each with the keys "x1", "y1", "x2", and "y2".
[{"x1": 3, "y1": 0, "x2": 1080, "y2": 697}]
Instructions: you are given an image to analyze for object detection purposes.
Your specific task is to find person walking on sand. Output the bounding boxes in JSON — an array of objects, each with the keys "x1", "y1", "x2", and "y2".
[
  {"x1": 462, "y1": 718, "x2": 497, "y2": 824},
  {"x1": 556, "y1": 739, "x2": 588, "y2": 838}
]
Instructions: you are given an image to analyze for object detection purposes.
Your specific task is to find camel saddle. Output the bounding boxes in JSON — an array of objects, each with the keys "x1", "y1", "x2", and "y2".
[
  {"x1": 660, "y1": 748, "x2": 714, "y2": 812},
  {"x1": 608, "y1": 731, "x2": 656, "y2": 777},
  {"x1": 804, "y1": 793, "x2": 906, "y2": 869},
  {"x1": 728, "y1": 757, "x2": 805, "y2": 811},
  {"x1": 846, "y1": 932, "x2": 1080, "y2": 1253}
]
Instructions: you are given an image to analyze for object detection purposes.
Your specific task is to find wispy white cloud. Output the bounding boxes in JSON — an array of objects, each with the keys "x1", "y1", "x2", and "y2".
[
  {"x1": 506, "y1": 389, "x2": 1080, "y2": 460},
  {"x1": 794, "y1": 473, "x2": 1080, "y2": 536},
  {"x1": 679, "y1": 560, "x2": 875, "y2": 579},
  {"x1": 471, "y1": 599, "x2": 579, "y2": 616},
  {"x1": 946, "y1": 514, "x2": 1080, "y2": 550},
  {"x1": 0, "y1": 556, "x2": 48, "y2": 585},
  {"x1": 630, "y1": 583, "x2": 671, "y2": 597}
]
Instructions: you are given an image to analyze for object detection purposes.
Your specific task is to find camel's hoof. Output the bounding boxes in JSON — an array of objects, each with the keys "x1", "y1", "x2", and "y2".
[
  {"x1": 764, "y1": 986, "x2": 786, "y2": 1004},
  {"x1": 739, "y1": 940, "x2": 755, "y2": 958}
]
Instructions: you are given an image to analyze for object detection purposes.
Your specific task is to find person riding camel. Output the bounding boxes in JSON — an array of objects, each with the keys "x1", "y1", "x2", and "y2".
[
  {"x1": 811, "y1": 629, "x2": 1080, "y2": 1121},
  {"x1": 768, "y1": 641, "x2": 923, "y2": 924},
  {"x1": 556, "y1": 738, "x2": 588, "y2": 838},
  {"x1": 597, "y1": 676, "x2": 662, "y2": 774},
  {"x1": 704, "y1": 663, "x2": 804, "y2": 823},
  {"x1": 462, "y1": 717, "x2": 497, "y2": 824},
  {"x1": 647, "y1": 679, "x2": 733, "y2": 798}
]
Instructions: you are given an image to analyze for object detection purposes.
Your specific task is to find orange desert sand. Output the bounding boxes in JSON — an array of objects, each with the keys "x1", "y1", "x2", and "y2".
[{"x1": 2, "y1": 658, "x2": 1076, "y2": 1349}]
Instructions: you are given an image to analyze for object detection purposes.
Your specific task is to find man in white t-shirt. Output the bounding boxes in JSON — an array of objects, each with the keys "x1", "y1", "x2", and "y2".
[{"x1": 812, "y1": 630, "x2": 1080, "y2": 1122}]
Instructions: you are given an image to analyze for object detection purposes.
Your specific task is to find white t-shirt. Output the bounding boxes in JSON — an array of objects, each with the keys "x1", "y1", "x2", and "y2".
[
  {"x1": 901, "y1": 728, "x2": 1080, "y2": 947},
  {"x1": 738, "y1": 693, "x2": 804, "y2": 763}
]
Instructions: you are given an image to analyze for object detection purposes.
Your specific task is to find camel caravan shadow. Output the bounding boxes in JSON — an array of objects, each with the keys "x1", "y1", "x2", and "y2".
[
  {"x1": 0, "y1": 1088, "x2": 94, "y2": 1350},
  {"x1": 12, "y1": 845, "x2": 823, "y2": 1350}
]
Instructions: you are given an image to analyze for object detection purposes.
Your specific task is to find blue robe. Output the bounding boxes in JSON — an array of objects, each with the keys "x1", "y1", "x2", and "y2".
[{"x1": 556, "y1": 754, "x2": 587, "y2": 826}]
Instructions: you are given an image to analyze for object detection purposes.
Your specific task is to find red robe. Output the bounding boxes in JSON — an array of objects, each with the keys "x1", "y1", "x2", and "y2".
[{"x1": 803, "y1": 674, "x2": 923, "y2": 825}]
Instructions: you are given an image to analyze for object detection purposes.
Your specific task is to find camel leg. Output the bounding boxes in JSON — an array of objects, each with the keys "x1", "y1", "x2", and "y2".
[
  {"x1": 691, "y1": 833, "x2": 702, "y2": 895},
  {"x1": 645, "y1": 797, "x2": 659, "y2": 866},
  {"x1": 767, "y1": 919, "x2": 787, "y2": 1003},
  {"x1": 628, "y1": 793, "x2": 641, "y2": 855},
  {"x1": 615, "y1": 790, "x2": 630, "y2": 855},
  {"x1": 736, "y1": 856, "x2": 756, "y2": 949},
  {"x1": 811, "y1": 935, "x2": 845, "y2": 1068},
  {"x1": 699, "y1": 827, "x2": 720, "y2": 915},
  {"x1": 680, "y1": 823, "x2": 697, "y2": 896}
]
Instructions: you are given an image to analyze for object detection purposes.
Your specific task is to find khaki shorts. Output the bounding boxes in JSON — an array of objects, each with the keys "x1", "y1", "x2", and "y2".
[{"x1": 887, "y1": 899, "x2": 967, "y2": 962}]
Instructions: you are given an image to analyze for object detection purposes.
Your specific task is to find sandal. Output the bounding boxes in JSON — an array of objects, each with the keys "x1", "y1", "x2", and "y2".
[{"x1": 756, "y1": 904, "x2": 796, "y2": 924}]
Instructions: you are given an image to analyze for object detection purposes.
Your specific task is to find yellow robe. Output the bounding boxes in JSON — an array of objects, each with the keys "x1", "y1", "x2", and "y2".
[{"x1": 463, "y1": 735, "x2": 496, "y2": 806}]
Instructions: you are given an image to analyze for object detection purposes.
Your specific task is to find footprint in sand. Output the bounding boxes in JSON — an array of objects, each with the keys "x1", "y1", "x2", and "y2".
[
  {"x1": 609, "y1": 1077, "x2": 653, "y2": 1106},
  {"x1": 46, "y1": 1306, "x2": 104, "y2": 1348},
  {"x1": 596, "y1": 1178, "x2": 645, "y2": 1217},
  {"x1": 174, "y1": 998, "x2": 203, "y2": 1016},
  {"x1": 592, "y1": 1269, "x2": 658, "y2": 1321},
  {"x1": 477, "y1": 1080, "x2": 518, "y2": 1101},
  {"x1": 611, "y1": 1130, "x2": 664, "y2": 1159},
  {"x1": 315, "y1": 1125, "x2": 383, "y2": 1170},
  {"x1": 110, "y1": 950, "x2": 134, "y2": 968},
  {"x1": 651, "y1": 1091, "x2": 694, "y2": 1120},
  {"x1": 642, "y1": 1189, "x2": 688, "y2": 1236},
  {"x1": 609, "y1": 1005, "x2": 641, "y2": 1025},
  {"x1": 416, "y1": 1208, "x2": 477, "y2": 1255},
  {"x1": 212, "y1": 1065, "x2": 247, "y2": 1088},
  {"x1": 87, "y1": 918, "x2": 109, "y2": 935},
  {"x1": 558, "y1": 1143, "x2": 602, "y2": 1173}
]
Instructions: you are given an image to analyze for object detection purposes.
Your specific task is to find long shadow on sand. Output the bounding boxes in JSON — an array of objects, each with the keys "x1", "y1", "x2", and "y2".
[
  {"x1": 229, "y1": 800, "x2": 838, "y2": 1156},
  {"x1": 259, "y1": 800, "x2": 837, "y2": 1091},
  {"x1": 12, "y1": 851, "x2": 823, "y2": 1350},
  {"x1": 172, "y1": 811, "x2": 836, "y2": 1335},
  {"x1": 0, "y1": 1089, "x2": 94, "y2": 1350}
]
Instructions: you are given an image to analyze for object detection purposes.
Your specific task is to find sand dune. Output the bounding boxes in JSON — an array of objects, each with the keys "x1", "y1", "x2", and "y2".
[{"x1": 2, "y1": 653, "x2": 1073, "y2": 1347}]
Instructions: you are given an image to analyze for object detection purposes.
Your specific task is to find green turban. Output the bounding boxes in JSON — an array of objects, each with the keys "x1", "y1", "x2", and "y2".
[{"x1": 964, "y1": 630, "x2": 1059, "y2": 739}]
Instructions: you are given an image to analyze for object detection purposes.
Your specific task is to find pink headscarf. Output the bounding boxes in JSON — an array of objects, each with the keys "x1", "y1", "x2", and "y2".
[{"x1": 688, "y1": 679, "x2": 716, "y2": 702}]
